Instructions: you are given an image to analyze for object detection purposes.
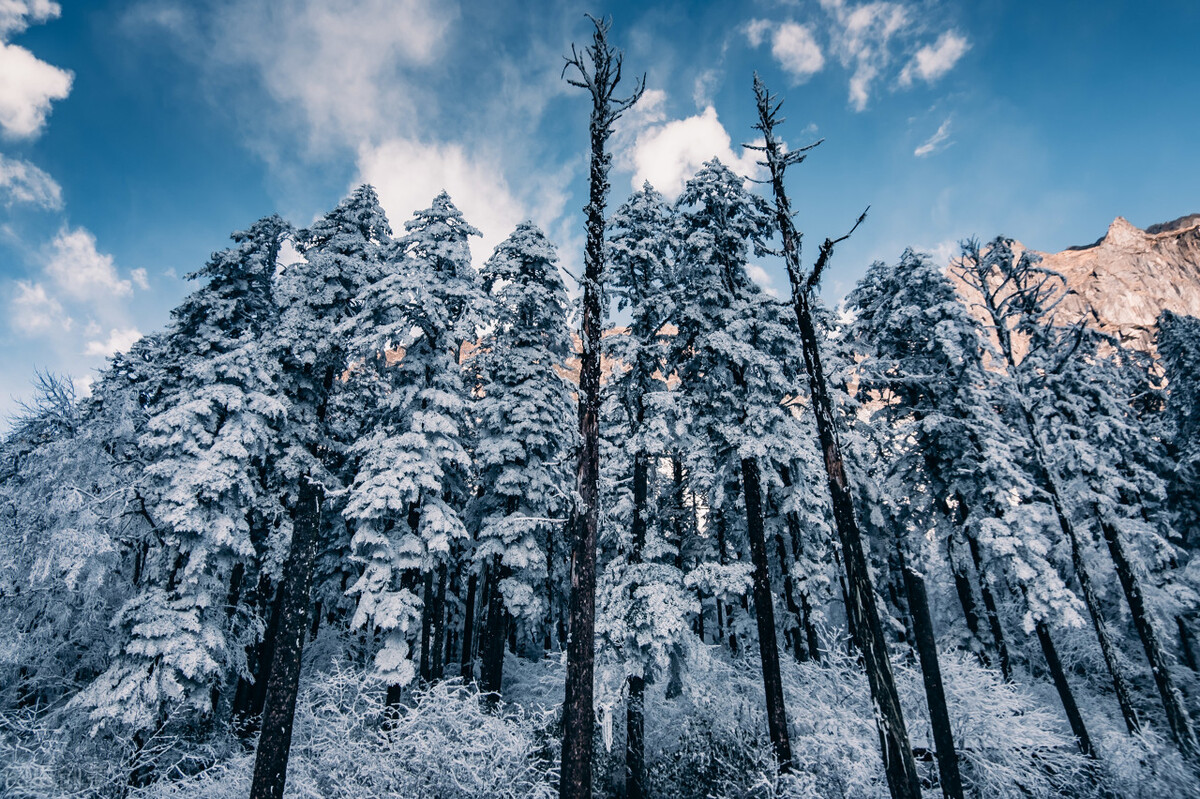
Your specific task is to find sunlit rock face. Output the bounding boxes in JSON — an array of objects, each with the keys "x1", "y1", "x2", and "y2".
[{"x1": 1041, "y1": 214, "x2": 1200, "y2": 352}]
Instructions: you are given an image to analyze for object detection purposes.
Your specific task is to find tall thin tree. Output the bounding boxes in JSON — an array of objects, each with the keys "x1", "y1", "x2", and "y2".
[
  {"x1": 560, "y1": 16, "x2": 644, "y2": 799},
  {"x1": 748, "y1": 75, "x2": 922, "y2": 799}
]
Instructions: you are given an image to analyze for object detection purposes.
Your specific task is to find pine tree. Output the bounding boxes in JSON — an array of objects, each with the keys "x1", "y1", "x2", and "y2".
[
  {"x1": 599, "y1": 184, "x2": 693, "y2": 798},
  {"x1": 343, "y1": 191, "x2": 483, "y2": 696},
  {"x1": 668, "y1": 158, "x2": 797, "y2": 771},
  {"x1": 250, "y1": 186, "x2": 391, "y2": 799},
  {"x1": 79, "y1": 217, "x2": 291, "y2": 740},
  {"x1": 472, "y1": 221, "x2": 577, "y2": 696}
]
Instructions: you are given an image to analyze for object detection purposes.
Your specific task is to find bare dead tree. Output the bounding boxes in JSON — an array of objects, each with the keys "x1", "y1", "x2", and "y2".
[
  {"x1": 560, "y1": 15, "x2": 644, "y2": 799},
  {"x1": 747, "y1": 74, "x2": 924, "y2": 799}
]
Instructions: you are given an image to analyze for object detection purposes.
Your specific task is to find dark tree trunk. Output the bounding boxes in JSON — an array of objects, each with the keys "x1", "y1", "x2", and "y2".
[
  {"x1": 769, "y1": 193, "x2": 922, "y2": 799},
  {"x1": 419, "y1": 569, "x2": 435, "y2": 683},
  {"x1": 947, "y1": 530, "x2": 989, "y2": 668},
  {"x1": 1035, "y1": 620, "x2": 1094, "y2": 758},
  {"x1": 1099, "y1": 515, "x2": 1199, "y2": 756},
  {"x1": 626, "y1": 452, "x2": 649, "y2": 798},
  {"x1": 461, "y1": 570, "x2": 479, "y2": 682},
  {"x1": 775, "y1": 527, "x2": 807, "y2": 661},
  {"x1": 779, "y1": 465, "x2": 821, "y2": 661},
  {"x1": 626, "y1": 675, "x2": 646, "y2": 799},
  {"x1": 898, "y1": 545, "x2": 965, "y2": 799},
  {"x1": 233, "y1": 574, "x2": 278, "y2": 736},
  {"x1": 249, "y1": 477, "x2": 323, "y2": 799},
  {"x1": 966, "y1": 531, "x2": 1012, "y2": 682},
  {"x1": 1179, "y1": 616, "x2": 1199, "y2": 673},
  {"x1": 560, "y1": 20, "x2": 642, "y2": 798},
  {"x1": 741, "y1": 458, "x2": 794, "y2": 770},
  {"x1": 480, "y1": 556, "x2": 509, "y2": 699},
  {"x1": 431, "y1": 563, "x2": 448, "y2": 680}
]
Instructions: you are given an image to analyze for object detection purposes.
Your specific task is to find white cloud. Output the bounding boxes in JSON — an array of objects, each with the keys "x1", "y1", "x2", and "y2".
[
  {"x1": 745, "y1": 19, "x2": 825, "y2": 85},
  {"x1": 900, "y1": 30, "x2": 969, "y2": 86},
  {"x1": 627, "y1": 105, "x2": 762, "y2": 200},
  {"x1": 130, "y1": 267, "x2": 149, "y2": 289},
  {"x1": 84, "y1": 327, "x2": 142, "y2": 358},
  {"x1": 357, "y1": 138, "x2": 526, "y2": 267},
  {"x1": 9, "y1": 279, "x2": 70, "y2": 334},
  {"x1": 0, "y1": 152, "x2": 61, "y2": 207},
  {"x1": 0, "y1": 39, "x2": 72, "y2": 138},
  {"x1": 44, "y1": 227, "x2": 132, "y2": 299},
  {"x1": 746, "y1": 263, "x2": 779, "y2": 297},
  {"x1": 914, "y1": 118, "x2": 952, "y2": 157},
  {"x1": 770, "y1": 22, "x2": 825, "y2": 83},
  {"x1": 0, "y1": 1, "x2": 60, "y2": 38}
]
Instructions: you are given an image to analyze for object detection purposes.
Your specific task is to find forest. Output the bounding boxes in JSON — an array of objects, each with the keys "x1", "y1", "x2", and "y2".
[{"x1": 2, "y1": 17, "x2": 1200, "y2": 799}]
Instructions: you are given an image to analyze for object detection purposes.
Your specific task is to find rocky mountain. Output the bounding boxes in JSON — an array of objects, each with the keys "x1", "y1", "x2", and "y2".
[{"x1": 1036, "y1": 214, "x2": 1200, "y2": 352}]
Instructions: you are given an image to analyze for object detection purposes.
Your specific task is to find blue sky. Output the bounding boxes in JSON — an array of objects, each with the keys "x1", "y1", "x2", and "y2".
[{"x1": 1, "y1": 0, "x2": 1197, "y2": 421}]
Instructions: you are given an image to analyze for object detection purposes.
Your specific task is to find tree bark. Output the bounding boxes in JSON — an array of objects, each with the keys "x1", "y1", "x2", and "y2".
[
  {"x1": 431, "y1": 562, "x2": 448, "y2": 681},
  {"x1": 898, "y1": 544, "x2": 965, "y2": 799},
  {"x1": 741, "y1": 457, "x2": 794, "y2": 771},
  {"x1": 460, "y1": 570, "x2": 479, "y2": 682},
  {"x1": 1099, "y1": 514, "x2": 1199, "y2": 756},
  {"x1": 625, "y1": 452, "x2": 649, "y2": 797},
  {"x1": 480, "y1": 556, "x2": 508, "y2": 700},
  {"x1": 419, "y1": 569, "x2": 435, "y2": 683},
  {"x1": 966, "y1": 531, "x2": 1012, "y2": 682},
  {"x1": 248, "y1": 477, "x2": 323, "y2": 799},
  {"x1": 1035, "y1": 620, "x2": 1094, "y2": 758}
]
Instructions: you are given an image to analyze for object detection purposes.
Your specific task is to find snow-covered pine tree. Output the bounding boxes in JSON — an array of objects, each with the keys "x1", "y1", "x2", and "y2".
[
  {"x1": 1158, "y1": 310, "x2": 1200, "y2": 672},
  {"x1": 668, "y1": 157, "x2": 798, "y2": 771},
  {"x1": 1038, "y1": 326, "x2": 1199, "y2": 757},
  {"x1": 343, "y1": 191, "x2": 482, "y2": 698},
  {"x1": 598, "y1": 184, "x2": 693, "y2": 798},
  {"x1": 250, "y1": 186, "x2": 391, "y2": 799},
  {"x1": 471, "y1": 221, "x2": 577, "y2": 696},
  {"x1": 75, "y1": 217, "x2": 291, "y2": 740}
]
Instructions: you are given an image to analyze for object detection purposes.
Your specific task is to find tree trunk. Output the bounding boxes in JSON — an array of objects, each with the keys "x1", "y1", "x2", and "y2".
[
  {"x1": 754, "y1": 72, "x2": 918, "y2": 798},
  {"x1": 967, "y1": 531, "x2": 1012, "y2": 682},
  {"x1": 1035, "y1": 620, "x2": 1094, "y2": 758},
  {"x1": 898, "y1": 544, "x2": 965, "y2": 799},
  {"x1": 233, "y1": 573, "x2": 278, "y2": 736},
  {"x1": 741, "y1": 457, "x2": 794, "y2": 771},
  {"x1": 431, "y1": 562, "x2": 448, "y2": 681},
  {"x1": 775, "y1": 527, "x2": 808, "y2": 661},
  {"x1": 626, "y1": 675, "x2": 646, "y2": 799},
  {"x1": 626, "y1": 452, "x2": 649, "y2": 798},
  {"x1": 1179, "y1": 616, "x2": 1199, "y2": 673},
  {"x1": 419, "y1": 569, "x2": 435, "y2": 683},
  {"x1": 1099, "y1": 514, "x2": 1199, "y2": 756},
  {"x1": 461, "y1": 570, "x2": 479, "y2": 682},
  {"x1": 249, "y1": 477, "x2": 323, "y2": 799},
  {"x1": 480, "y1": 556, "x2": 508, "y2": 700},
  {"x1": 793, "y1": 298, "x2": 921, "y2": 798},
  {"x1": 947, "y1": 531, "x2": 989, "y2": 668}
]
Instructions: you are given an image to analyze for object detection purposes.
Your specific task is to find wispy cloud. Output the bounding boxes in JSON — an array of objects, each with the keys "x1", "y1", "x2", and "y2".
[
  {"x1": 0, "y1": 153, "x2": 62, "y2": 208},
  {"x1": 745, "y1": 2, "x2": 969, "y2": 112},
  {"x1": 84, "y1": 327, "x2": 143, "y2": 358},
  {"x1": 914, "y1": 118, "x2": 952, "y2": 157},
  {"x1": 9, "y1": 280, "x2": 71, "y2": 335}
]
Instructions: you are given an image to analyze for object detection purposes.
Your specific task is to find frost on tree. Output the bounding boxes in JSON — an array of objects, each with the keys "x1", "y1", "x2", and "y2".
[
  {"x1": 344, "y1": 192, "x2": 483, "y2": 693},
  {"x1": 473, "y1": 221, "x2": 577, "y2": 692}
]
